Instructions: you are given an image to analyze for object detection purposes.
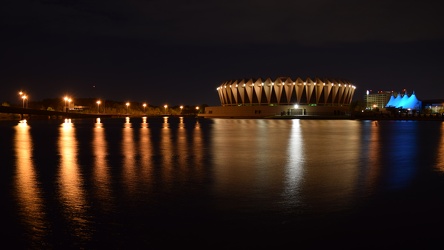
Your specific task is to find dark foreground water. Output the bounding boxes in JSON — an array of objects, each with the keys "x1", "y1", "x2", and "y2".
[{"x1": 1, "y1": 117, "x2": 444, "y2": 249}]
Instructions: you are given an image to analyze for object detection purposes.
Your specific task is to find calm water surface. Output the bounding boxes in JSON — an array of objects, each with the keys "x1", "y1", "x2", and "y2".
[{"x1": 1, "y1": 117, "x2": 444, "y2": 249}]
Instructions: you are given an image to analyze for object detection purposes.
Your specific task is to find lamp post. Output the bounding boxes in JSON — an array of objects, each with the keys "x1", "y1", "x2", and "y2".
[
  {"x1": 64, "y1": 96, "x2": 69, "y2": 112},
  {"x1": 22, "y1": 95, "x2": 27, "y2": 108},
  {"x1": 19, "y1": 91, "x2": 26, "y2": 108},
  {"x1": 143, "y1": 103, "x2": 147, "y2": 114},
  {"x1": 97, "y1": 100, "x2": 101, "y2": 113},
  {"x1": 164, "y1": 105, "x2": 168, "y2": 114},
  {"x1": 67, "y1": 98, "x2": 71, "y2": 112},
  {"x1": 195, "y1": 106, "x2": 200, "y2": 114},
  {"x1": 126, "y1": 102, "x2": 130, "y2": 114},
  {"x1": 366, "y1": 90, "x2": 369, "y2": 110},
  {"x1": 180, "y1": 105, "x2": 183, "y2": 114}
]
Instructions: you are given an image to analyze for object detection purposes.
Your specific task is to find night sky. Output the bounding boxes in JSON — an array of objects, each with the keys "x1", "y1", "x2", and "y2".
[{"x1": 1, "y1": 0, "x2": 443, "y2": 107}]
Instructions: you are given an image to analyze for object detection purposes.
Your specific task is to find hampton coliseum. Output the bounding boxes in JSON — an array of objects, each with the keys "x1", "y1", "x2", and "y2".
[{"x1": 199, "y1": 77, "x2": 356, "y2": 118}]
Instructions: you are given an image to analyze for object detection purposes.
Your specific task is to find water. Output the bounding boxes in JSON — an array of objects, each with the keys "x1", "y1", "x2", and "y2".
[{"x1": 1, "y1": 117, "x2": 444, "y2": 249}]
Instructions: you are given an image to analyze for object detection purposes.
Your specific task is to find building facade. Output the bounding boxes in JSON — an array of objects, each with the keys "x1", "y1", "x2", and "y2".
[
  {"x1": 364, "y1": 90, "x2": 392, "y2": 110},
  {"x1": 200, "y1": 77, "x2": 357, "y2": 118}
]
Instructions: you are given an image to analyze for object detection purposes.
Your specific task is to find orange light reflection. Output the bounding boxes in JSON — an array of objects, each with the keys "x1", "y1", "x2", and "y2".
[
  {"x1": 58, "y1": 120, "x2": 89, "y2": 240},
  {"x1": 14, "y1": 122, "x2": 46, "y2": 241},
  {"x1": 122, "y1": 119, "x2": 136, "y2": 193},
  {"x1": 436, "y1": 123, "x2": 444, "y2": 171},
  {"x1": 93, "y1": 122, "x2": 112, "y2": 211}
]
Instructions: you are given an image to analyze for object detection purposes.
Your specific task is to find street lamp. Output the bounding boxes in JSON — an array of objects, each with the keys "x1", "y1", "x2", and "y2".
[
  {"x1": 143, "y1": 103, "x2": 147, "y2": 113},
  {"x1": 195, "y1": 106, "x2": 200, "y2": 113},
  {"x1": 68, "y1": 98, "x2": 71, "y2": 111},
  {"x1": 97, "y1": 100, "x2": 101, "y2": 113},
  {"x1": 366, "y1": 90, "x2": 369, "y2": 110},
  {"x1": 22, "y1": 95, "x2": 27, "y2": 108},
  {"x1": 164, "y1": 104, "x2": 168, "y2": 114},
  {"x1": 19, "y1": 91, "x2": 26, "y2": 108},
  {"x1": 64, "y1": 96, "x2": 69, "y2": 112},
  {"x1": 126, "y1": 102, "x2": 130, "y2": 114},
  {"x1": 180, "y1": 105, "x2": 183, "y2": 114}
]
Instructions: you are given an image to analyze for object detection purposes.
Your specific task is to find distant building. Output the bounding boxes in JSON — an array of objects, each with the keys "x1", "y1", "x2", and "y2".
[
  {"x1": 385, "y1": 91, "x2": 421, "y2": 110},
  {"x1": 421, "y1": 99, "x2": 444, "y2": 114},
  {"x1": 199, "y1": 77, "x2": 357, "y2": 118},
  {"x1": 364, "y1": 90, "x2": 392, "y2": 110}
]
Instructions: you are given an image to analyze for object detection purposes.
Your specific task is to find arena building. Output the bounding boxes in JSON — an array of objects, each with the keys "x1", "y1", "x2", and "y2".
[{"x1": 199, "y1": 77, "x2": 357, "y2": 118}]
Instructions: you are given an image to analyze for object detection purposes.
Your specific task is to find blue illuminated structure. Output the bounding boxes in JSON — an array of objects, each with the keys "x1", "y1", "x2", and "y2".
[{"x1": 386, "y1": 91, "x2": 421, "y2": 110}]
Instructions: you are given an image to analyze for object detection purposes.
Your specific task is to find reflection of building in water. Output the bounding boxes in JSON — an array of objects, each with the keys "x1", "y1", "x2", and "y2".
[
  {"x1": 210, "y1": 119, "x2": 299, "y2": 208},
  {"x1": 204, "y1": 119, "x2": 362, "y2": 213},
  {"x1": 283, "y1": 119, "x2": 304, "y2": 207},
  {"x1": 200, "y1": 77, "x2": 356, "y2": 118},
  {"x1": 361, "y1": 120, "x2": 382, "y2": 193},
  {"x1": 14, "y1": 122, "x2": 46, "y2": 243},
  {"x1": 297, "y1": 120, "x2": 360, "y2": 213}
]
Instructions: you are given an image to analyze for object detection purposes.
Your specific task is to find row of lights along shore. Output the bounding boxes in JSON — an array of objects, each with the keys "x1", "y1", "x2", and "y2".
[
  {"x1": 20, "y1": 91, "x2": 199, "y2": 114},
  {"x1": 97, "y1": 102, "x2": 199, "y2": 114}
]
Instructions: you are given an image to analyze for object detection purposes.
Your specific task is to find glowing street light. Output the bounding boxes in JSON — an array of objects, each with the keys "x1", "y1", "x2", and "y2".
[
  {"x1": 143, "y1": 103, "x2": 147, "y2": 113},
  {"x1": 366, "y1": 90, "x2": 369, "y2": 110},
  {"x1": 96, "y1": 100, "x2": 101, "y2": 113},
  {"x1": 22, "y1": 95, "x2": 27, "y2": 108},
  {"x1": 195, "y1": 106, "x2": 200, "y2": 113},
  {"x1": 126, "y1": 102, "x2": 130, "y2": 114},
  {"x1": 164, "y1": 104, "x2": 168, "y2": 114},
  {"x1": 180, "y1": 105, "x2": 183, "y2": 114},
  {"x1": 19, "y1": 91, "x2": 27, "y2": 108},
  {"x1": 64, "y1": 96, "x2": 69, "y2": 112}
]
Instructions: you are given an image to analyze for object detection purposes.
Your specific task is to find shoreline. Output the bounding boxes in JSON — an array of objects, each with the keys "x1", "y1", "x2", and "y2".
[
  {"x1": 2, "y1": 113, "x2": 443, "y2": 122},
  {"x1": 0, "y1": 114, "x2": 200, "y2": 121}
]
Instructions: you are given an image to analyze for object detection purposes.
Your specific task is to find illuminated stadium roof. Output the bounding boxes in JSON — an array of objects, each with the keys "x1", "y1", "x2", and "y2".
[
  {"x1": 216, "y1": 77, "x2": 356, "y2": 106},
  {"x1": 386, "y1": 91, "x2": 421, "y2": 110}
]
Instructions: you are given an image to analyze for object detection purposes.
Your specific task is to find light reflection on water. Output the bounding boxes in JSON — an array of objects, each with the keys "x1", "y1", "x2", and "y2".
[
  {"x1": 122, "y1": 117, "x2": 137, "y2": 194},
  {"x1": 93, "y1": 121, "x2": 112, "y2": 212},
  {"x1": 211, "y1": 119, "x2": 362, "y2": 214},
  {"x1": 58, "y1": 120, "x2": 90, "y2": 243},
  {"x1": 436, "y1": 122, "x2": 444, "y2": 171},
  {"x1": 300, "y1": 120, "x2": 361, "y2": 212},
  {"x1": 139, "y1": 118, "x2": 152, "y2": 186},
  {"x1": 193, "y1": 119, "x2": 203, "y2": 173},
  {"x1": 282, "y1": 119, "x2": 304, "y2": 208},
  {"x1": 5, "y1": 118, "x2": 444, "y2": 248},
  {"x1": 14, "y1": 122, "x2": 47, "y2": 244},
  {"x1": 160, "y1": 116, "x2": 173, "y2": 184}
]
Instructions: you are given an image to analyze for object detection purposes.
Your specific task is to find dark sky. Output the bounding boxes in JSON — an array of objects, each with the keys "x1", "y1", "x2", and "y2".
[{"x1": 1, "y1": 0, "x2": 443, "y2": 106}]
